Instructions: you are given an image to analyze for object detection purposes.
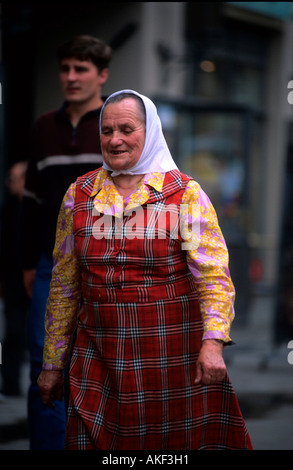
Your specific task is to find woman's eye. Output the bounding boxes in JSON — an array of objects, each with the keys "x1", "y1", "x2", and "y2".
[{"x1": 123, "y1": 128, "x2": 133, "y2": 135}]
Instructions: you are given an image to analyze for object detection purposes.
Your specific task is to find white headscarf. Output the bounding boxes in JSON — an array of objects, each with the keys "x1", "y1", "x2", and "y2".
[{"x1": 100, "y1": 89, "x2": 178, "y2": 176}]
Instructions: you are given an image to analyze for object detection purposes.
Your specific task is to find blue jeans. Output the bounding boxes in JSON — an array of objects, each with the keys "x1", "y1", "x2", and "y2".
[{"x1": 27, "y1": 253, "x2": 66, "y2": 450}]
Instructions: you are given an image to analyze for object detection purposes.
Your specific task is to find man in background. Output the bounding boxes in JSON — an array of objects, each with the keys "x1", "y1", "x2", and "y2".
[
  {"x1": 0, "y1": 162, "x2": 29, "y2": 399},
  {"x1": 21, "y1": 35, "x2": 112, "y2": 450}
]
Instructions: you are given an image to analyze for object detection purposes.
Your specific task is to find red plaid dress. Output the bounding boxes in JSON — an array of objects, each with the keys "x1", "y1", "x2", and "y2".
[{"x1": 65, "y1": 169, "x2": 252, "y2": 450}]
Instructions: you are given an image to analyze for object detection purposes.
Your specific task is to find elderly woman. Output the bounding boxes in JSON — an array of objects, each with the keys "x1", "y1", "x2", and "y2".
[{"x1": 38, "y1": 90, "x2": 252, "y2": 450}]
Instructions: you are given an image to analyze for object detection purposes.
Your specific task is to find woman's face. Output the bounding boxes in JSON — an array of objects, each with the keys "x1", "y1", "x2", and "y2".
[{"x1": 100, "y1": 98, "x2": 146, "y2": 172}]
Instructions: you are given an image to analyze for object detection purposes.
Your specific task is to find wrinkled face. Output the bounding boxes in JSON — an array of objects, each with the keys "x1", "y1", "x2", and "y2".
[
  {"x1": 59, "y1": 57, "x2": 108, "y2": 104},
  {"x1": 100, "y1": 98, "x2": 146, "y2": 172}
]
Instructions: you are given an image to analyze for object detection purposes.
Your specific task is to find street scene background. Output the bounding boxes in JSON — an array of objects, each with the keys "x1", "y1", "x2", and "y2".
[{"x1": 1, "y1": 2, "x2": 293, "y2": 451}]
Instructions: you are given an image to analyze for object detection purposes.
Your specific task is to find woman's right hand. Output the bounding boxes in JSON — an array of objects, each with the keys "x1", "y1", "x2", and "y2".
[{"x1": 37, "y1": 370, "x2": 64, "y2": 409}]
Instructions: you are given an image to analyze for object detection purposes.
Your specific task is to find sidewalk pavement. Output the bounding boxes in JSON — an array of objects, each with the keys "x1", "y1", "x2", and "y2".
[
  {"x1": 0, "y1": 294, "x2": 292, "y2": 451},
  {"x1": 225, "y1": 294, "x2": 293, "y2": 450},
  {"x1": 0, "y1": 365, "x2": 30, "y2": 450}
]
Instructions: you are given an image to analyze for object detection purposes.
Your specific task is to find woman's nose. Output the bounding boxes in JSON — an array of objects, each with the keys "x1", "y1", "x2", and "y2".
[{"x1": 110, "y1": 132, "x2": 123, "y2": 145}]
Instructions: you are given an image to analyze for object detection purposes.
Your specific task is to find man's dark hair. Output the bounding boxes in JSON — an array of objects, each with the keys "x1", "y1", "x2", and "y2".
[{"x1": 57, "y1": 35, "x2": 112, "y2": 71}]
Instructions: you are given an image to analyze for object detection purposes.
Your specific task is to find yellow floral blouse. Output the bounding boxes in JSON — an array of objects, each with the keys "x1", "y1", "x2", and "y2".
[{"x1": 43, "y1": 170, "x2": 235, "y2": 370}]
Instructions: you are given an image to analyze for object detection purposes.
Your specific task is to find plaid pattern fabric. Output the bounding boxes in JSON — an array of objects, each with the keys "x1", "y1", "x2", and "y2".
[{"x1": 65, "y1": 169, "x2": 252, "y2": 450}]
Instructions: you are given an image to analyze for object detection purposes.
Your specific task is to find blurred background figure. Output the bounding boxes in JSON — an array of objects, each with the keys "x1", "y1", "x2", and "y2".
[
  {"x1": 21, "y1": 34, "x2": 112, "y2": 450},
  {"x1": 0, "y1": 161, "x2": 30, "y2": 398}
]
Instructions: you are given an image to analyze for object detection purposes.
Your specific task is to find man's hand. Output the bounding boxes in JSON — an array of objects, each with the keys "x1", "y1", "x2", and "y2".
[
  {"x1": 37, "y1": 370, "x2": 64, "y2": 409},
  {"x1": 23, "y1": 269, "x2": 36, "y2": 298},
  {"x1": 194, "y1": 339, "x2": 227, "y2": 385}
]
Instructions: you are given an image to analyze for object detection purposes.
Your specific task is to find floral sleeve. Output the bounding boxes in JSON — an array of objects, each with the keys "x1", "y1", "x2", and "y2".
[
  {"x1": 43, "y1": 183, "x2": 82, "y2": 370},
  {"x1": 181, "y1": 180, "x2": 235, "y2": 343}
]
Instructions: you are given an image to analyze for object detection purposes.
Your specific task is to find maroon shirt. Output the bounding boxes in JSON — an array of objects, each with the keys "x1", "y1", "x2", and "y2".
[{"x1": 21, "y1": 103, "x2": 104, "y2": 269}]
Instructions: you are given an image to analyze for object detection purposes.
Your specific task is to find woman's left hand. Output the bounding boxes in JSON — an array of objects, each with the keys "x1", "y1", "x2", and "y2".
[{"x1": 194, "y1": 339, "x2": 227, "y2": 385}]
